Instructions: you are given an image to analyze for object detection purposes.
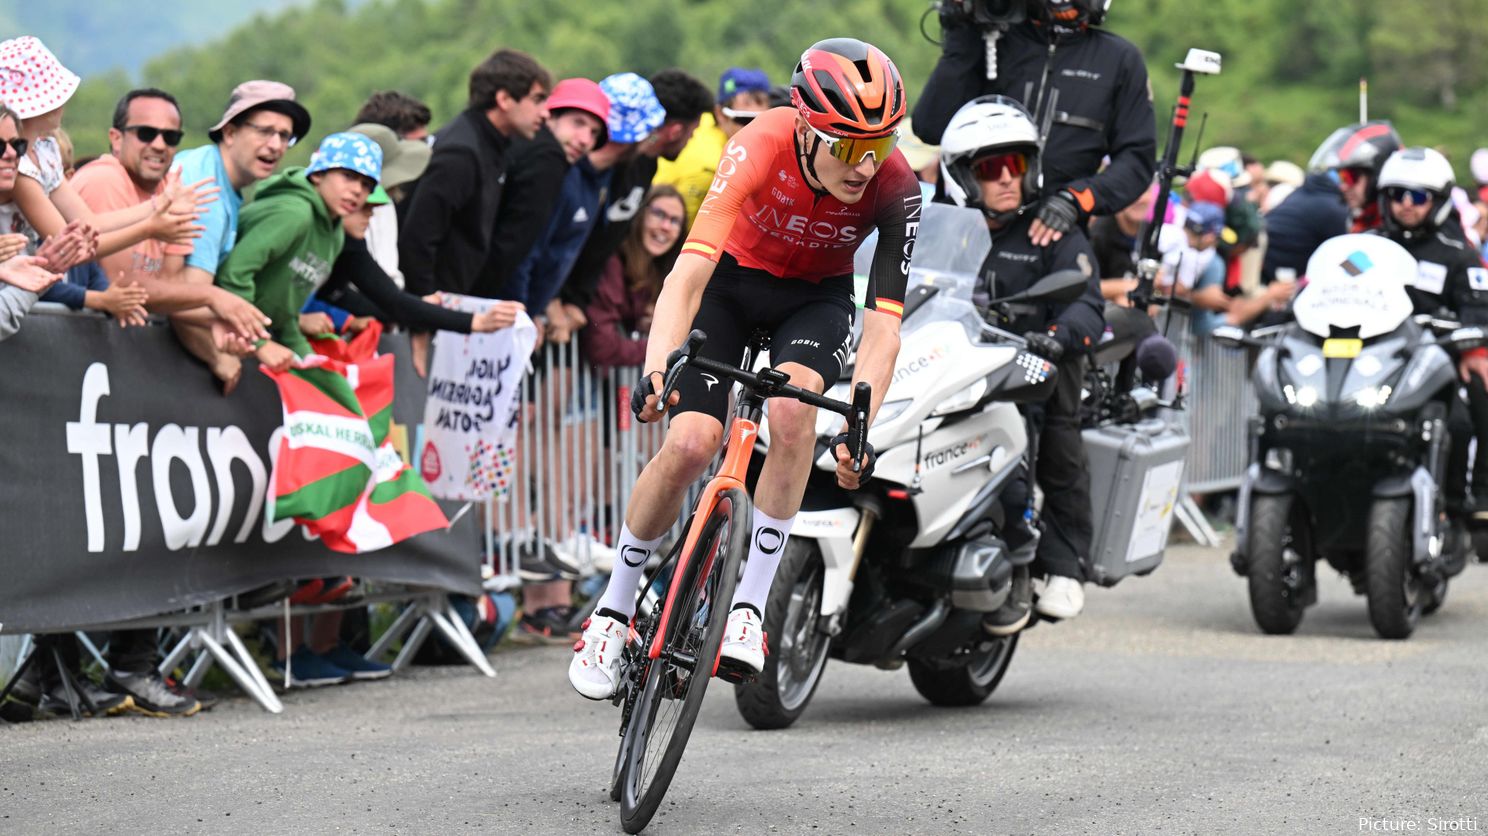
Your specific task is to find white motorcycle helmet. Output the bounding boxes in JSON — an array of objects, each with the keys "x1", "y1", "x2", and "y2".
[
  {"x1": 1377, "y1": 146, "x2": 1455, "y2": 233},
  {"x1": 939, "y1": 94, "x2": 1041, "y2": 212}
]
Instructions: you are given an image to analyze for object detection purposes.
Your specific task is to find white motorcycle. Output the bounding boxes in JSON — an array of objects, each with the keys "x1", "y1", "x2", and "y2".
[{"x1": 733, "y1": 205, "x2": 1088, "y2": 728}]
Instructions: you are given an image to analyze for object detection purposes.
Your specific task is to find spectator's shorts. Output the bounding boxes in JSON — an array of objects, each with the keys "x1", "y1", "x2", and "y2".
[{"x1": 671, "y1": 253, "x2": 856, "y2": 425}]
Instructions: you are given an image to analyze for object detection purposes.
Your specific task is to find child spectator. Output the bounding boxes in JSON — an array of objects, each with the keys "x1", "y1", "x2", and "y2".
[
  {"x1": 1175, "y1": 202, "x2": 1291, "y2": 337},
  {"x1": 346, "y1": 121, "x2": 430, "y2": 288},
  {"x1": 216, "y1": 131, "x2": 381, "y2": 370}
]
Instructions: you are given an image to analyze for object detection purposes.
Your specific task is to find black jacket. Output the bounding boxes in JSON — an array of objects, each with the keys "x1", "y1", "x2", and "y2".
[
  {"x1": 397, "y1": 108, "x2": 512, "y2": 297},
  {"x1": 1261, "y1": 173, "x2": 1349, "y2": 284},
  {"x1": 559, "y1": 154, "x2": 660, "y2": 309},
  {"x1": 914, "y1": 21, "x2": 1156, "y2": 216},
  {"x1": 318, "y1": 237, "x2": 475, "y2": 333},
  {"x1": 1380, "y1": 226, "x2": 1488, "y2": 326},
  {"x1": 977, "y1": 208, "x2": 1105, "y2": 352},
  {"x1": 476, "y1": 127, "x2": 574, "y2": 301}
]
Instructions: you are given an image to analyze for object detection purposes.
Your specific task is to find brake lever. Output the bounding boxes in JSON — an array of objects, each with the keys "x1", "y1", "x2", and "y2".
[
  {"x1": 657, "y1": 329, "x2": 707, "y2": 410},
  {"x1": 849, "y1": 382, "x2": 871, "y2": 473}
]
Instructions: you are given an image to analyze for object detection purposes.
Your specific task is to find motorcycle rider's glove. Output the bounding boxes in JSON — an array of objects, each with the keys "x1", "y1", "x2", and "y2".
[
  {"x1": 1034, "y1": 189, "x2": 1082, "y2": 237},
  {"x1": 829, "y1": 432, "x2": 877, "y2": 483},
  {"x1": 1022, "y1": 331, "x2": 1065, "y2": 363}
]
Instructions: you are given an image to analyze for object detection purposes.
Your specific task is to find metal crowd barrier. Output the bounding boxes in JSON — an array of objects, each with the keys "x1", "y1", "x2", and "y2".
[
  {"x1": 483, "y1": 336, "x2": 702, "y2": 588},
  {"x1": 1161, "y1": 306, "x2": 1255, "y2": 495}
]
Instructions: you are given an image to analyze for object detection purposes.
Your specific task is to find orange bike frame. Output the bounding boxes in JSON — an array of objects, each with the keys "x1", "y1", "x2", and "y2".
[{"x1": 645, "y1": 415, "x2": 760, "y2": 661}]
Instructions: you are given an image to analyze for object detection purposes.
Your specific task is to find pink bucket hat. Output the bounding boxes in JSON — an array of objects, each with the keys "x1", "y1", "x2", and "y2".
[
  {"x1": 0, "y1": 36, "x2": 81, "y2": 120},
  {"x1": 207, "y1": 79, "x2": 312, "y2": 144}
]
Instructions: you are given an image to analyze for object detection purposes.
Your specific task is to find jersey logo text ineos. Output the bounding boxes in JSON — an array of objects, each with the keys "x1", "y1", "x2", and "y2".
[
  {"x1": 752, "y1": 205, "x2": 860, "y2": 245},
  {"x1": 710, "y1": 141, "x2": 749, "y2": 199}
]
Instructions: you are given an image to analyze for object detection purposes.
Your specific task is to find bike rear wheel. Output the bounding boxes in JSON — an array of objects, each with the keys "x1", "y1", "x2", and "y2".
[{"x1": 619, "y1": 487, "x2": 751, "y2": 833}]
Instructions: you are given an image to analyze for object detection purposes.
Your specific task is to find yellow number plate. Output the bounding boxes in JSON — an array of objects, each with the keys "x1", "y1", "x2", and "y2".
[{"x1": 1322, "y1": 338, "x2": 1363, "y2": 359}]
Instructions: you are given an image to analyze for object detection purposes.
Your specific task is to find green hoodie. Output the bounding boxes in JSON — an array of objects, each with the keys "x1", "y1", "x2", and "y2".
[{"x1": 217, "y1": 166, "x2": 344, "y2": 357}]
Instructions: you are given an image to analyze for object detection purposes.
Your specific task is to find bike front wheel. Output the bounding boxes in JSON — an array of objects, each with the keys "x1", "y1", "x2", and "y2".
[{"x1": 619, "y1": 487, "x2": 752, "y2": 833}]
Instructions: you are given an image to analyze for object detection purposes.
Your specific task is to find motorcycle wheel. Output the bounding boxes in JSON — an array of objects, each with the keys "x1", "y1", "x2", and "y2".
[
  {"x1": 734, "y1": 540, "x2": 831, "y2": 730},
  {"x1": 1245, "y1": 494, "x2": 1312, "y2": 635},
  {"x1": 907, "y1": 634, "x2": 1019, "y2": 707},
  {"x1": 1365, "y1": 498, "x2": 1421, "y2": 639}
]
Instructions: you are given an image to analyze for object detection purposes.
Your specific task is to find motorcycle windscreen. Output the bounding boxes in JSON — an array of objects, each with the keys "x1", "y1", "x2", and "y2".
[{"x1": 1293, "y1": 233, "x2": 1416, "y2": 340}]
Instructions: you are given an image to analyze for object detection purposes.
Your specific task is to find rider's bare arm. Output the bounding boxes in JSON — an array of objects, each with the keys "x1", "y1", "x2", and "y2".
[{"x1": 849, "y1": 309, "x2": 901, "y2": 428}]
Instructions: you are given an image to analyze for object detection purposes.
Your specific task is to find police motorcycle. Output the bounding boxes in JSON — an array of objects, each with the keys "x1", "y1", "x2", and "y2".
[
  {"x1": 717, "y1": 204, "x2": 1085, "y2": 729},
  {"x1": 1216, "y1": 234, "x2": 1487, "y2": 639}
]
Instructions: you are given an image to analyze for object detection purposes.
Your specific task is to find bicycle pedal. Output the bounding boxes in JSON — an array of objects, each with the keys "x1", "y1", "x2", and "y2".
[{"x1": 714, "y1": 658, "x2": 758, "y2": 685}]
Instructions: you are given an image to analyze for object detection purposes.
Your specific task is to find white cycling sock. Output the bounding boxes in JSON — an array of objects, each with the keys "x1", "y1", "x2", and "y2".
[
  {"x1": 594, "y1": 524, "x2": 666, "y2": 619},
  {"x1": 731, "y1": 508, "x2": 796, "y2": 615}
]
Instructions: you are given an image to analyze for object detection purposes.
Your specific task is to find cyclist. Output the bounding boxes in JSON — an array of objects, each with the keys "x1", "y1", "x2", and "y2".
[{"x1": 569, "y1": 38, "x2": 922, "y2": 699}]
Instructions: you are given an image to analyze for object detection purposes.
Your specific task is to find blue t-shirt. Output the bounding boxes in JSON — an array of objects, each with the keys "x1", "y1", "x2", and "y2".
[
  {"x1": 1191, "y1": 252, "x2": 1228, "y2": 336},
  {"x1": 173, "y1": 145, "x2": 243, "y2": 275}
]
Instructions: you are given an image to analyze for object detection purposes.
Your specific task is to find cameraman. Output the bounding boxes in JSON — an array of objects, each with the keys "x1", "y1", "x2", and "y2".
[
  {"x1": 942, "y1": 96, "x2": 1104, "y2": 629},
  {"x1": 914, "y1": 0, "x2": 1155, "y2": 247}
]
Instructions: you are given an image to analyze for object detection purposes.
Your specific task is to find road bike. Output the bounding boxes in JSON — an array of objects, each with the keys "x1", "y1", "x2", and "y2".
[{"x1": 607, "y1": 328, "x2": 869, "y2": 833}]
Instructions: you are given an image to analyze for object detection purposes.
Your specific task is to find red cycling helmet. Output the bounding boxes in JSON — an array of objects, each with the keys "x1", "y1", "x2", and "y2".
[{"x1": 790, "y1": 38, "x2": 906, "y2": 139}]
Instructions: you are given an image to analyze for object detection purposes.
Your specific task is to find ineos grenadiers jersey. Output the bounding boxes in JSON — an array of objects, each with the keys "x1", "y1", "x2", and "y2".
[{"x1": 681, "y1": 107, "x2": 923, "y2": 318}]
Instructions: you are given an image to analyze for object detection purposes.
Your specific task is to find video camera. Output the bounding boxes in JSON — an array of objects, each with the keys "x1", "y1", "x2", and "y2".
[{"x1": 937, "y1": 0, "x2": 1028, "y2": 28}]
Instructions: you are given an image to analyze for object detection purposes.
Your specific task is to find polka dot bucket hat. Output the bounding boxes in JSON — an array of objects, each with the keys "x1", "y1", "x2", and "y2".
[{"x1": 0, "y1": 36, "x2": 80, "y2": 120}]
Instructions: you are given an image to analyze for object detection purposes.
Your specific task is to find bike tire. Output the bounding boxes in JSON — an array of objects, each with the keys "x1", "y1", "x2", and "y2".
[{"x1": 619, "y1": 487, "x2": 751, "y2": 834}]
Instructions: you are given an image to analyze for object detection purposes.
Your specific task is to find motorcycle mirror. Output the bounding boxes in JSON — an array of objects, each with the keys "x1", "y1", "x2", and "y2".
[
  {"x1": 988, "y1": 269, "x2": 1089, "y2": 306},
  {"x1": 1210, "y1": 324, "x2": 1249, "y2": 348}
]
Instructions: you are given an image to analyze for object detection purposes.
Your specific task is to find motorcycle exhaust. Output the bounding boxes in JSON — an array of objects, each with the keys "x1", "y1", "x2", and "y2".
[{"x1": 876, "y1": 599, "x2": 950, "y2": 669}]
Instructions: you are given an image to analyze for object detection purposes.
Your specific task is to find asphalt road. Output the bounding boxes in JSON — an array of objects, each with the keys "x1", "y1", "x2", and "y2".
[{"x1": 4, "y1": 541, "x2": 1487, "y2": 835}]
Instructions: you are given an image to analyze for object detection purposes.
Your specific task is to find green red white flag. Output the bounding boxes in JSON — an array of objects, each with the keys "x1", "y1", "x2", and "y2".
[{"x1": 261, "y1": 325, "x2": 447, "y2": 553}]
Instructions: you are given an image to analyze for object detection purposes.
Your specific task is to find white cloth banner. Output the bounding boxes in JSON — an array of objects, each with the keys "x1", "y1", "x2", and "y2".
[{"x1": 420, "y1": 295, "x2": 536, "y2": 500}]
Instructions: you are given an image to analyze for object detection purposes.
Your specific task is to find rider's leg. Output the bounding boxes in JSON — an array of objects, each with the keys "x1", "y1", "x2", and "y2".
[
  {"x1": 731, "y1": 362, "x2": 824, "y2": 614},
  {"x1": 1034, "y1": 355, "x2": 1093, "y2": 618},
  {"x1": 592, "y1": 412, "x2": 724, "y2": 619}
]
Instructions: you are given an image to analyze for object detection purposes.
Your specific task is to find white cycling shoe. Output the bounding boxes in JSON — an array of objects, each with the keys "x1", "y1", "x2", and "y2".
[
  {"x1": 718, "y1": 606, "x2": 767, "y2": 678},
  {"x1": 1035, "y1": 575, "x2": 1086, "y2": 619},
  {"x1": 568, "y1": 612, "x2": 629, "y2": 700}
]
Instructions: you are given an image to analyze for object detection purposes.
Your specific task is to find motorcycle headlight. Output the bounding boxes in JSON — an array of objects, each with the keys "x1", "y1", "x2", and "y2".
[
  {"x1": 1351, "y1": 385, "x2": 1392, "y2": 409},
  {"x1": 930, "y1": 379, "x2": 988, "y2": 417},
  {"x1": 1284, "y1": 385, "x2": 1319, "y2": 408}
]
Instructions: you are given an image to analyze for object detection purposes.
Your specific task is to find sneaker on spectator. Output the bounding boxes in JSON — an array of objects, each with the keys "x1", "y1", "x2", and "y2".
[
  {"x1": 38, "y1": 679, "x2": 133, "y2": 717},
  {"x1": 271, "y1": 646, "x2": 352, "y2": 688},
  {"x1": 517, "y1": 606, "x2": 580, "y2": 644},
  {"x1": 557, "y1": 533, "x2": 617, "y2": 574},
  {"x1": 108, "y1": 669, "x2": 200, "y2": 717},
  {"x1": 322, "y1": 643, "x2": 393, "y2": 681}
]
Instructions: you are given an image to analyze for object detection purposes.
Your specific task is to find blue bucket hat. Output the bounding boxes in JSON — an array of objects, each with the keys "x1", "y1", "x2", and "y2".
[
  {"x1": 600, "y1": 73, "x2": 666, "y2": 144},
  {"x1": 717, "y1": 67, "x2": 771, "y2": 105},
  {"x1": 306, "y1": 131, "x2": 383, "y2": 183}
]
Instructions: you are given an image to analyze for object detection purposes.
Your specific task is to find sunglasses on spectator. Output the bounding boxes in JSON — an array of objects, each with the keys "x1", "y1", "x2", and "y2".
[
  {"x1": 1336, "y1": 167, "x2": 1369, "y2": 188},
  {"x1": 1, "y1": 137, "x2": 27, "y2": 157},
  {"x1": 809, "y1": 126, "x2": 899, "y2": 166},
  {"x1": 123, "y1": 125, "x2": 184, "y2": 147},
  {"x1": 720, "y1": 107, "x2": 764, "y2": 127},
  {"x1": 1384, "y1": 186, "x2": 1431, "y2": 206},
  {"x1": 239, "y1": 121, "x2": 298, "y2": 147},
  {"x1": 647, "y1": 205, "x2": 684, "y2": 229},
  {"x1": 972, "y1": 151, "x2": 1029, "y2": 182}
]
